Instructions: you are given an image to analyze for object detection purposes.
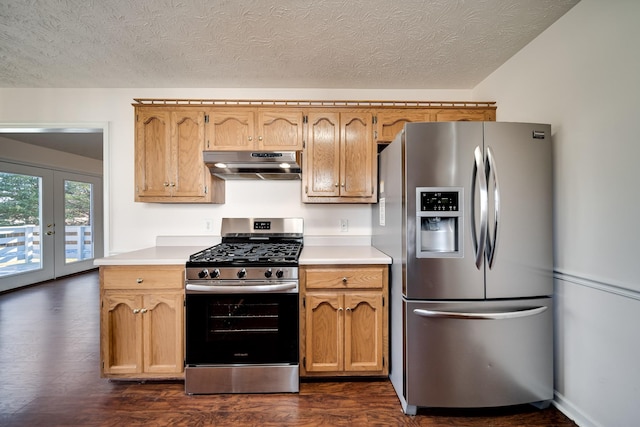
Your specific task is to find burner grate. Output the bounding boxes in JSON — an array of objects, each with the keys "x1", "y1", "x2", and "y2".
[{"x1": 190, "y1": 242, "x2": 302, "y2": 264}]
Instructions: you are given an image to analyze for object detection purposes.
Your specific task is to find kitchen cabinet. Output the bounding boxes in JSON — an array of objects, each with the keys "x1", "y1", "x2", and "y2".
[
  {"x1": 374, "y1": 109, "x2": 432, "y2": 143},
  {"x1": 100, "y1": 265, "x2": 184, "y2": 379},
  {"x1": 300, "y1": 265, "x2": 388, "y2": 377},
  {"x1": 433, "y1": 108, "x2": 496, "y2": 122},
  {"x1": 134, "y1": 107, "x2": 224, "y2": 203},
  {"x1": 205, "y1": 108, "x2": 304, "y2": 151},
  {"x1": 303, "y1": 110, "x2": 376, "y2": 203},
  {"x1": 374, "y1": 107, "x2": 497, "y2": 143}
]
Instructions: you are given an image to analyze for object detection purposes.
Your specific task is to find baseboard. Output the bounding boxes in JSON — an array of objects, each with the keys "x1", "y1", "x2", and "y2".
[{"x1": 553, "y1": 391, "x2": 602, "y2": 427}]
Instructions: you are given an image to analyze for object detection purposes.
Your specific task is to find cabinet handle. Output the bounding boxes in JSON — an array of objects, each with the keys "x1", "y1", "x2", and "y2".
[
  {"x1": 342, "y1": 277, "x2": 348, "y2": 283},
  {"x1": 140, "y1": 308, "x2": 148, "y2": 314},
  {"x1": 258, "y1": 136, "x2": 263, "y2": 141},
  {"x1": 169, "y1": 182, "x2": 175, "y2": 187},
  {"x1": 341, "y1": 183, "x2": 345, "y2": 187},
  {"x1": 346, "y1": 307, "x2": 352, "y2": 312},
  {"x1": 338, "y1": 307, "x2": 343, "y2": 312},
  {"x1": 248, "y1": 136, "x2": 253, "y2": 141},
  {"x1": 335, "y1": 183, "x2": 339, "y2": 187},
  {"x1": 163, "y1": 182, "x2": 169, "y2": 187},
  {"x1": 136, "y1": 278, "x2": 143, "y2": 284},
  {"x1": 133, "y1": 309, "x2": 140, "y2": 314}
]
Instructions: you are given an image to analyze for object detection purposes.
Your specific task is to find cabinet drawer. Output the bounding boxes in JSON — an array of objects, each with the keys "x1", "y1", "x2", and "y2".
[
  {"x1": 102, "y1": 266, "x2": 184, "y2": 290},
  {"x1": 305, "y1": 267, "x2": 384, "y2": 289}
]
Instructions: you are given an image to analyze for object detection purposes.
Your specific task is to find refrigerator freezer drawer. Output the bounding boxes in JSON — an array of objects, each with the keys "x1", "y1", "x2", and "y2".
[{"x1": 404, "y1": 297, "x2": 553, "y2": 409}]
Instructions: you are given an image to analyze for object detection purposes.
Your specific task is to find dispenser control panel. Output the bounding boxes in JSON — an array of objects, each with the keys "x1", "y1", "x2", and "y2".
[{"x1": 420, "y1": 191, "x2": 459, "y2": 212}]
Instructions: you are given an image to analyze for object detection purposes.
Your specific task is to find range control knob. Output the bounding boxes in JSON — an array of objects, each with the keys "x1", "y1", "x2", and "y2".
[
  {"x1": 237, "y1": 268, "x2": 247, "y2": 279},
  {"x1": 276, "y1": 269, "x2": 284, "y2": 279},
  {"x1": 264, "y1": 268, "x2": 273, "y2": 278},
  {"x1": 198, "y1": 269, "x2": 209, "y2": 279},
  {"x1": 210, "y1": 268, "x2": 220, "y2": 279}
]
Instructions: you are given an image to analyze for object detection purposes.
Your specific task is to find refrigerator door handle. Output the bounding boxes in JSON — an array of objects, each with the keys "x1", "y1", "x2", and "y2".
[
  {"x1": 470, "y1": 145, "x2": 488, "y2": 269},
  {"x1": 413, "y1": 306, "x2": 547, "y2": 320},
  {"x1": 485, "y1": 146, "x2": 500, "y2": 268}
]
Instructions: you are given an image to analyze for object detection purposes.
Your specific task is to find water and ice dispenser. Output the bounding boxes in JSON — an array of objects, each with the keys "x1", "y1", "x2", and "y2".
[{"x1": 415, "y1": 188, "x2": 463, "y2": 258}]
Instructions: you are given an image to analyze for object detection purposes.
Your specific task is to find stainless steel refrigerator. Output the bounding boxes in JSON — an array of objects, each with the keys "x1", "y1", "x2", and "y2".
[{"x1": 372, "y1": 122, "x2": 553, "y2": 415}]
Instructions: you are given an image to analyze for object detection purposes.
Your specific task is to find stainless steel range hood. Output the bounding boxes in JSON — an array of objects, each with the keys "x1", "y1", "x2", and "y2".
[{"x1": 203, "y1": 151, "x2": 302, "y2": 180}]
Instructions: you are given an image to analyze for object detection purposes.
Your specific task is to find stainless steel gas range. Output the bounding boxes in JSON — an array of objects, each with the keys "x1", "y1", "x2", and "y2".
[{"x1": 184, "y1": 218, "x2": 303, "y2": 394}]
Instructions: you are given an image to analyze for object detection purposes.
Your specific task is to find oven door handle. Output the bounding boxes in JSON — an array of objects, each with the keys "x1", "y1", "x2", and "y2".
[{"x1": 186, "y1": 282, "x2": 298, "y2": 293}]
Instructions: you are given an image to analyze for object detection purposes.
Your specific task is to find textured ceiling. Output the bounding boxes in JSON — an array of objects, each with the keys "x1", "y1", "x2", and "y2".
[{"x1": 0, "y1": 0, "x2": 579, "y2": 89}]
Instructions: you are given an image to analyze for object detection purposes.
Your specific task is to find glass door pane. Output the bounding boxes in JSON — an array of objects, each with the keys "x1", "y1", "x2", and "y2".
[
  {"x1": 0, "y1": 171, "x2": 42, "y2": 275},
  {"x1": 0, "y1": 162, "x2": 54, "y2": 292},
  {"x1": 64, "y1": 180, "x2": 93, "y2": 264}
]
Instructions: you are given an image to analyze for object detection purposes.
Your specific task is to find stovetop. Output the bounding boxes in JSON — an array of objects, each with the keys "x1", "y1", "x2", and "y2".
[{"x1": 188, "y1": 242, "x2": 302, "y2": 265}]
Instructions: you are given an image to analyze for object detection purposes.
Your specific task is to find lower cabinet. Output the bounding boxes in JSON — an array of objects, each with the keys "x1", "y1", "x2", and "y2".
[
  {"x1": 300, "y1": 265, "x2": 388, "y2": 377},
  {"x1": 100, "y1": 265, "x2": 184, "y2": 379}
]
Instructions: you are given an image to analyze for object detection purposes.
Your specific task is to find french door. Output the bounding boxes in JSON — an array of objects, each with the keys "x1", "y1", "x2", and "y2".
[{"x1": 0, "y1": 161, "x2": 103, "y2": 292}]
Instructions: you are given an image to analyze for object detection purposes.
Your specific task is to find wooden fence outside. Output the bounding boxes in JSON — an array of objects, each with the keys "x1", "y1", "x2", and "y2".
[{"x1": 0, "y1": 225, "x2": 93, "y2": 265}]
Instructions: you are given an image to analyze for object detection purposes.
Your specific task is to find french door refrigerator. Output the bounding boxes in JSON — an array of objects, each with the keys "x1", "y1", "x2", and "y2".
[{"x1": 372, "y1": 122, "x2": 553, "y2": 415}]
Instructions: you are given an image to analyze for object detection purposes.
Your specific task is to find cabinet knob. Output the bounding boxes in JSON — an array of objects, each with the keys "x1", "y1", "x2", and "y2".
[
  {"x1": 163, "y1": 182, "x2": 169, "y2": 187},
  {"x1": 341, "y1": 183, "x2": 345, "y2": 187},
  {"x1": 133, "y1": 309, "x2": 140, "y2": 314},
  {"x1": 342, "y1": 277, "x2": 348, "y2": 283},
  {"x1": 248, "y1": 136, "x2": 253, "y2": 141},
  {"x1": 136, "y1": 278, "x2": 143, "y2": 284},
  {"x1": 258, "y1": 136, "x2": 263, "y2": 141},
  {"x1": 335, "y1": 183, "x2": 339, "y2": 188},
  {"x1": 140, "y1": 308, "x2": 148, "y2": 314},
  {"x1": 346, "y1": 307, "x2": 352, "y2": 312}
]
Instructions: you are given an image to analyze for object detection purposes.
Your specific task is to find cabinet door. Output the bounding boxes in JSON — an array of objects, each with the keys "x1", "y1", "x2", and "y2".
[
  {"x1": 433, "y1": 109, "x2": 492, "y2": 122},
  {"x1": 305, "y1": 293, "x2": 343, "y2": 372},
  {"x1": 375, "y1": 110, "x2": 432, "y2": 143},
  {"x1": 142, "y1": 292, "x2": 184, "y2": 374},
  {"x1": 101, "y1": 293, "x2": 143, "y2": 375},
  {"x1": 258, "y1": 110, "x2": 304, "y2": 150},
  {"x1": 344, "y1": 292, "x2": 383, "y2": 372},
  {"x1": 206, "y1": 110, "x2": 255, "y2": 150},
  {"x1": 135, "y1": 109, "x2": 171, "y2": 199},
  {"x1": 341, "y1": 112, "x2": 374, "y2": 198},
  {"x1": 171, "y1": 110, "x2": 207, "y2": 198},
  {"x1": 305, "y1": 111, "x2": 340, "y2": 197}
]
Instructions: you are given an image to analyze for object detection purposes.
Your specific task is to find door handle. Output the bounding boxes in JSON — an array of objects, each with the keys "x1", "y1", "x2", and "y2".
[
  {"x1": 470, "y1": 146, "x2": 488, "y2": 269},
  {"x1": 485, "y1": 146, "x2": 500, "y2": 268},
  {"x1": 413, "y1": 306, "x2": 547, "y2": 320},
  {"x1": 46, "y1": 231, "x2": 55, "y2": 235}
]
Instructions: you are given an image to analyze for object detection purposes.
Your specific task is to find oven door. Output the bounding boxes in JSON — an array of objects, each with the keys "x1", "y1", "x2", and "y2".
[{"x1": 185, "y1": 292, "x2": 299, "y2": 365}]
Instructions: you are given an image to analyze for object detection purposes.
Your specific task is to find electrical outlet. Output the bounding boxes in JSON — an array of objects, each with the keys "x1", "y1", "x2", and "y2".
[
  {"x1": 204, "y1": 219, "x2": 212, "y2": 231},
  {"x1": 340, "y1": 219, "x2": 348, "y2": 232}
]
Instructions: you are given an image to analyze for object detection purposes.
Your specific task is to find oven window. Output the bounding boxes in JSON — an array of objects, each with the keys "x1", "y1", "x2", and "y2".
[{"x1": 185, "y1": 293, "x2": 298, "y2": 365}]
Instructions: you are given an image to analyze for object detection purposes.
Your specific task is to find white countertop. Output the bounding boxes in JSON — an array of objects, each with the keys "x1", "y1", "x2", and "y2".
[
  {"x1": 299, "y1": 245, "x2": 390, "y2": 265},
  {"x1": 94, "y1": 245, "x2": 209, "y2": 266},
  {"x1": 94, "y1": 242, "x2": 391, "y2": 266}
]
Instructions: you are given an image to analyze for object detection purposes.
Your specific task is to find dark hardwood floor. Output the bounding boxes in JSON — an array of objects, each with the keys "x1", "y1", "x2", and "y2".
[{"x1": 0, "y1": 271, "x2": 577, "y2": 426}]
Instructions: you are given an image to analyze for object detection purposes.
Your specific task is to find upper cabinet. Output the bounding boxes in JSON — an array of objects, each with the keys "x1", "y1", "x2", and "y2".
[
  {"x1": 205, "y1": 108, "x2": 304, "y2": 151},
  {"x1": 373, "y1": 105, "x2": 497, "y2": 143},
  {"x1": 374, "y1": 109, "x2": 432, "y2": 143},
  {"x1": 134, "y1": 106, "x2": 225, "y2": 203},
  {"x1": 303, "y1": 110, "x2": 375, "y2": 203}
]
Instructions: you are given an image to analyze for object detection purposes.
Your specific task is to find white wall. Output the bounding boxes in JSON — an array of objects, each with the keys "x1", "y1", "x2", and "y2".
[
  {"x1": 0, "y1": 136, "x2": 103, "y2": 175},
  {"x1": 473, "y1": 1, "x2": 640, "y2": 426},
  {"x1": 0, "y1": 88, "x2": 472, "y2": 253}
]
